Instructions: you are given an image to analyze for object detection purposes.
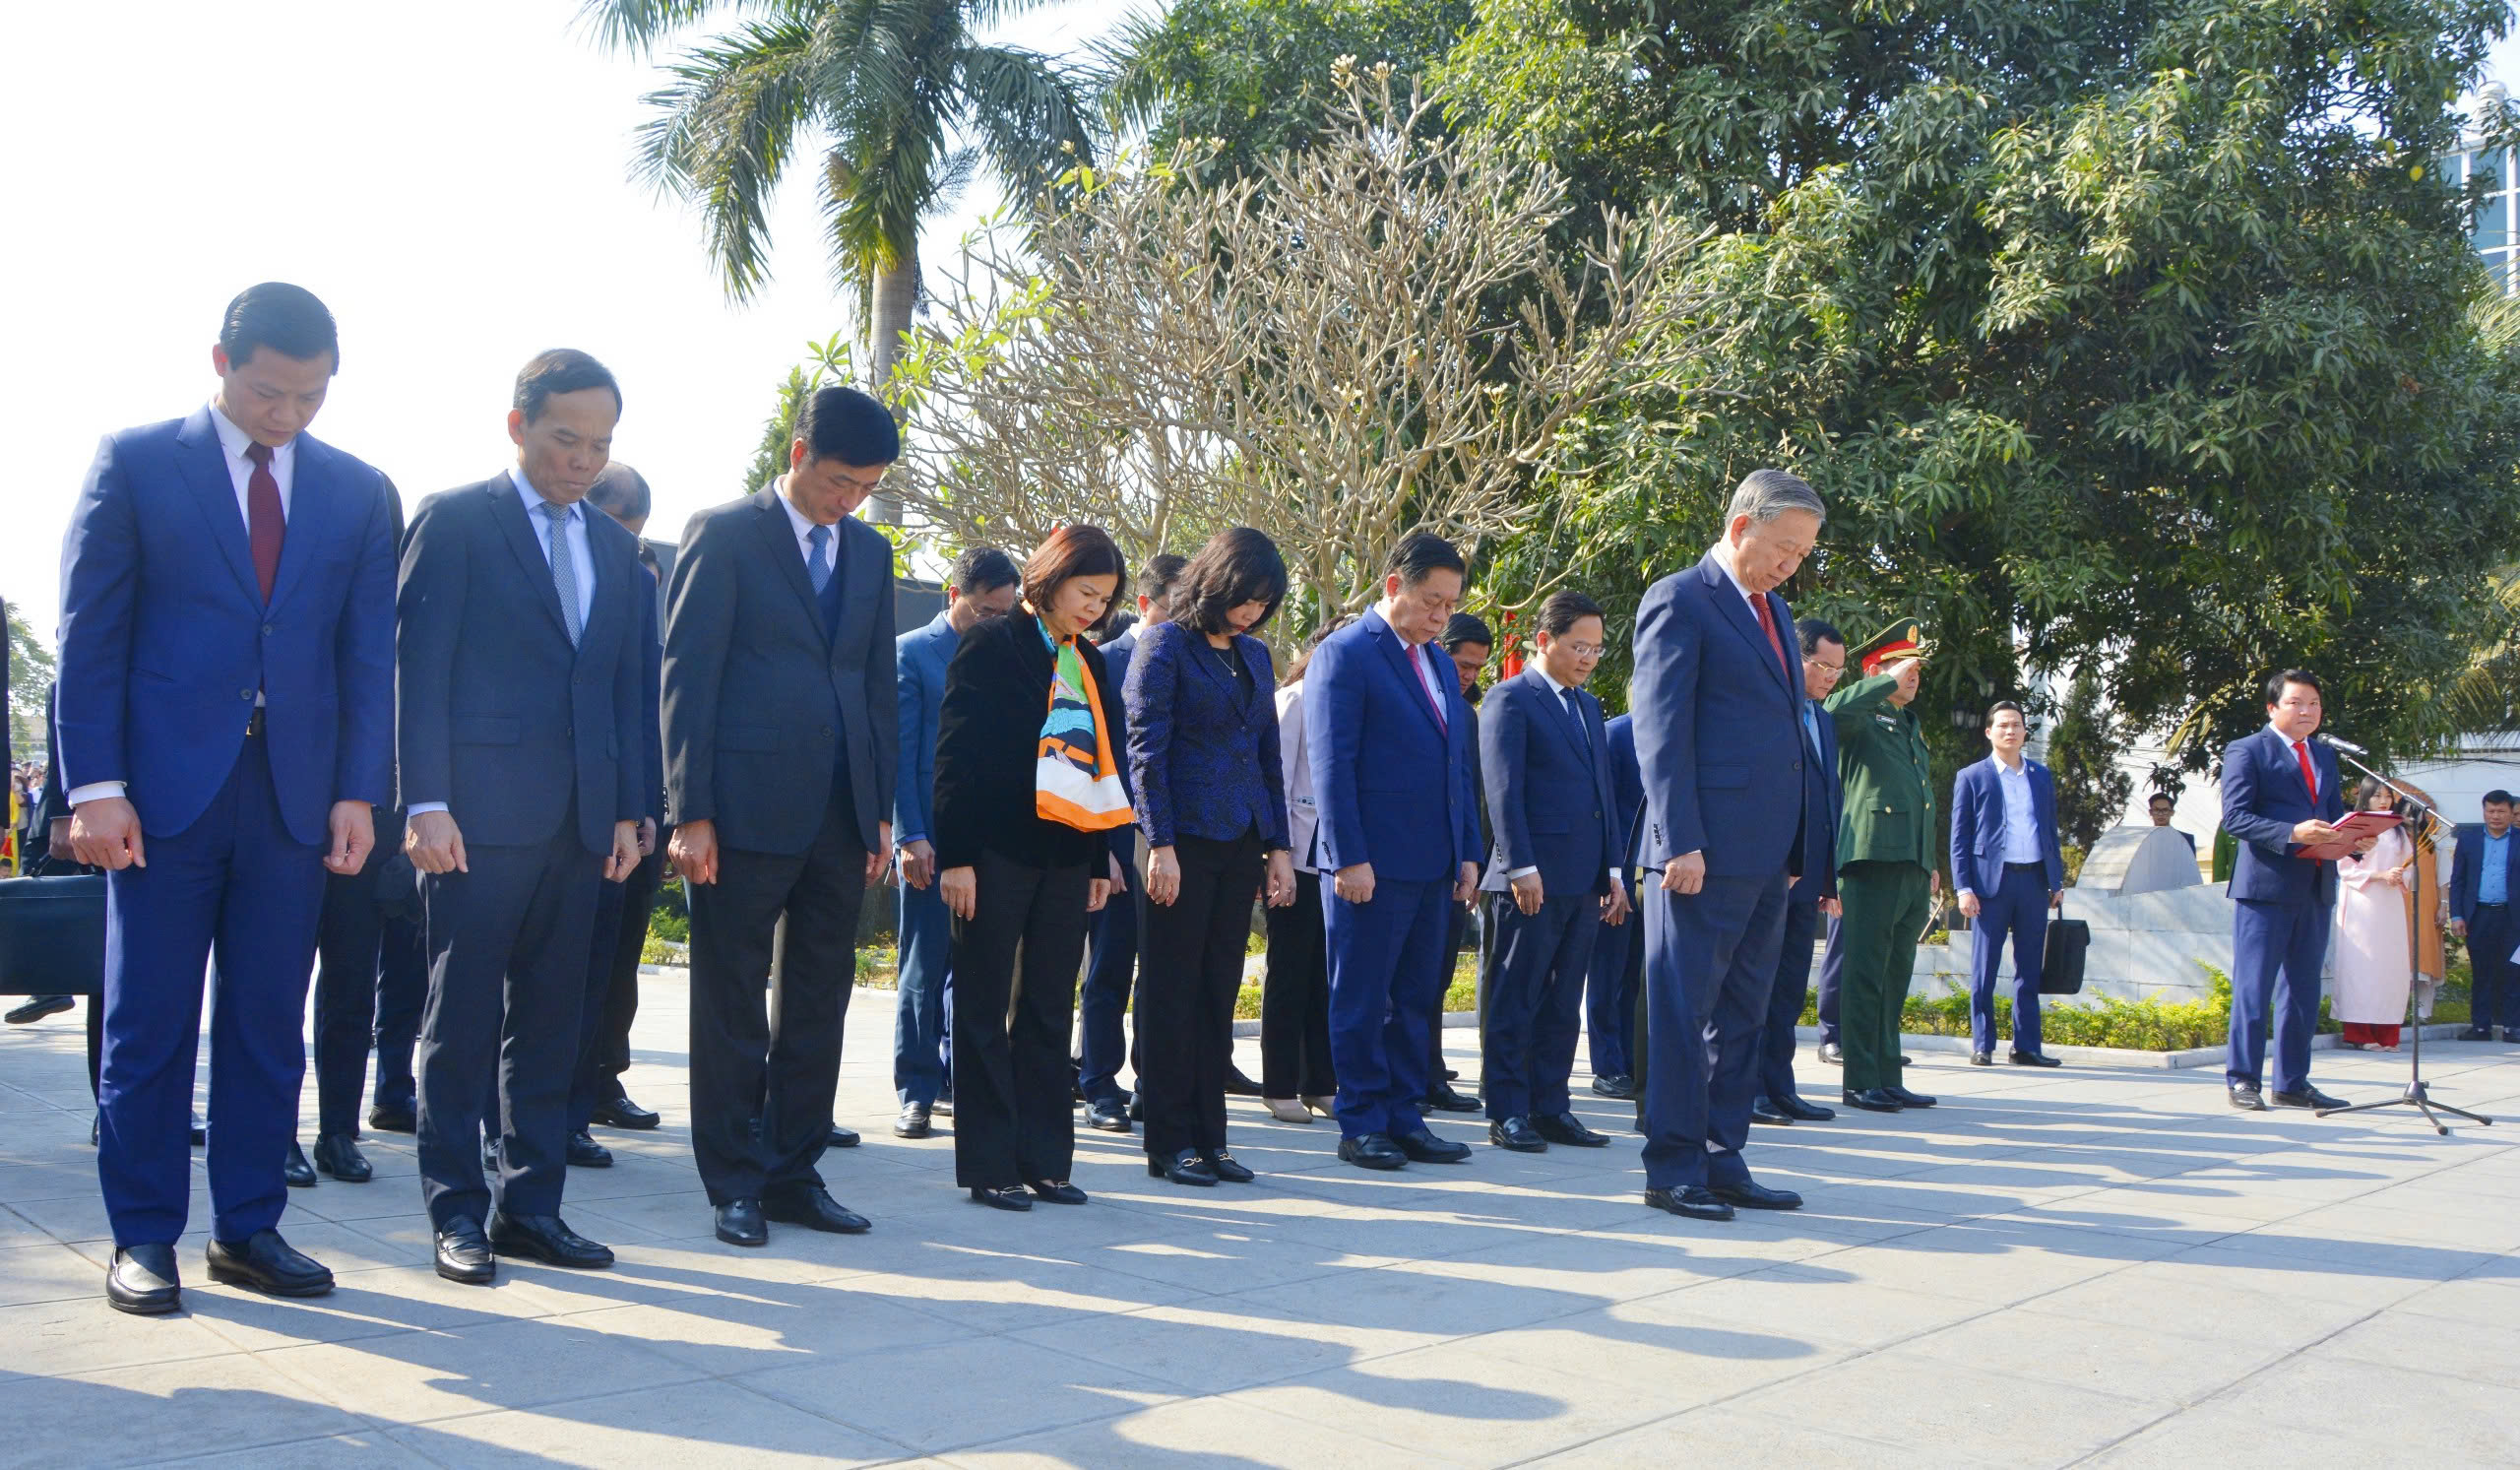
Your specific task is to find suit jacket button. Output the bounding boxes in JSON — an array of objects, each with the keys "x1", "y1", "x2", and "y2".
[
  {"x1": 239, "y1": 688, "x2": 254, "y2": 701},
  {"x1": 262, "y1": 623, "x2": 275, "y2": 636},
  {"x1": 821, "y1": 726, "x2": 834, "y2": 739},
  {"x1": 565, "y1": 725, "x2": 574, "y2": 738}
]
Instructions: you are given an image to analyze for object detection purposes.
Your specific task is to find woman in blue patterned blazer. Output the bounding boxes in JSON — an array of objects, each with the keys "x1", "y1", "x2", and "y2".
[{"x1": 1126, "y1": 528, "x2": 1298, "y2": 1185}]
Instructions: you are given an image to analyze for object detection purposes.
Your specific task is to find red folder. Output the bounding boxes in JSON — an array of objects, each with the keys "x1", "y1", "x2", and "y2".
[{"x1": 2300, "y1": 809, "x2": 2401, "y2": 862}]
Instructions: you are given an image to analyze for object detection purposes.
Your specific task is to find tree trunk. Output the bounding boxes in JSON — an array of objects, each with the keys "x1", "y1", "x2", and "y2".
[{"x1": 865, "y1": 249, "x2": 918, "y2": 526}]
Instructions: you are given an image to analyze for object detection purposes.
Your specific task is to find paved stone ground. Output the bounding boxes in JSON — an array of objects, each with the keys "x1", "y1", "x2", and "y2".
[{"x1": 2, "y1": 979, "x2": 2516, "y2": 1469}]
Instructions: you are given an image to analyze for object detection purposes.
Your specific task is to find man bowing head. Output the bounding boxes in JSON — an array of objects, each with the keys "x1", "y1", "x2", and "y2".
[{"x1": 1629, "y1": 469, "x2": 1821, "y2": 1221}]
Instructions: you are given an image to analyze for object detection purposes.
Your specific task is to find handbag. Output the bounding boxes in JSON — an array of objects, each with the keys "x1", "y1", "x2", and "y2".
[
  {"x1": 0, "y1": 873, "x2": 107, "y2": 996},
  {"x1": 2041, "y1": 913, "x2": 2090, "y2": 995}
]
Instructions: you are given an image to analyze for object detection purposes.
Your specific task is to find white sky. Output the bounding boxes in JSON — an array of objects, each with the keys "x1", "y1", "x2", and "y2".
[
  {"x1": 6, "y1": 6, "x2": 2517, "y2": 642},
  {"x1": 0, "y1": 0, "x2": 1128, "y2": 637}
]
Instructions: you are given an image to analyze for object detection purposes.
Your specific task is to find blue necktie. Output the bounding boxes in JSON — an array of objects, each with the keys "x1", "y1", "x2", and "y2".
[
  {"x1": 539, "y1": 500, "x2": 581, "y2": 647},
  {"x1": 806, "y1": 524, "x2": 833, "y2": 593},
  {"x1": 1560, "y1": 687, "x2": 1595, "y2": 767},
  {"x1": 1802, "y1": 702, "x2": 1822, "y2": 759}
]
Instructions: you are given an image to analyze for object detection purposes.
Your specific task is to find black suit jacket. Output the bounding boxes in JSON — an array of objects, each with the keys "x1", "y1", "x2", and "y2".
[
  {"x1": 662, "y1": 488, "x2": 896, "y2": 855},
  {"x1": 933, "y1": 609, "x2": 1124, "y2": 873},
  {"x1": 395, "y1": 475, "x2": 645, "y2": 855}
]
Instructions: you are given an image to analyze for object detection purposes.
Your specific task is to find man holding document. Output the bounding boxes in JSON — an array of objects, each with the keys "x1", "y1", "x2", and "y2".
[{"x1": 2218, "y1": 670, "x2": 2378, "y2": 1113}]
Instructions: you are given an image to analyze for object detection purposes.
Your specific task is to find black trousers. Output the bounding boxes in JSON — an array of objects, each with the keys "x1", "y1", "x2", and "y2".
[
  {"x1": 311, "y1": 858, "x2": 427, "y2": 1136},
  {"x1": 1138, "y1": 832, "x2": 1265, "y2": 1157},
  {"x1": 1261, "y1": 870, "x2": 1335, "y2": 1100},
  {"x1": 952, "y1": 850, "x2": 1089, "y2": 1189},
  {"x1": 415, "y1": 819, "x2": 601, "y2": 1230},
  {"x1": 572, "y1": 836, "x2": 664, "y2": 1129},
  {"x1": 687, "y1": 790, "x2": 866, "y2": 1206},
  {"x1": 2471, "y1": 904, "x2": 2518, "y2": 1032}
]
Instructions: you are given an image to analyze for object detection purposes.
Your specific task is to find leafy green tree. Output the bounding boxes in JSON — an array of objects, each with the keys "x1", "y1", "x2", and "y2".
[
  {"x1": 583, "y1": 0, "x2": 1097, "y2": 444},
  {"x1": 2049, "y1": 666, "x2": 2133, "y2": 852},
  {"x1": 6, "y1": 601, "x2": 56, "y2": 766},
  {"x1": 1101, "y1": 0, "x2": 1475, "y2": 172},
  {"x1": 1458, "y1": 0, "x2": 2520, "y2": 772}
]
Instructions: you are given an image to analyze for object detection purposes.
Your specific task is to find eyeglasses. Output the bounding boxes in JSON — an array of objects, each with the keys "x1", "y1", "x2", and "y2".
[
  {"x1": 1804, "y1": 659, "x2": 1845, "y2": 678},
  {"x1": 1560, "y1": 642, "x2": 1606, "y2": 660}
]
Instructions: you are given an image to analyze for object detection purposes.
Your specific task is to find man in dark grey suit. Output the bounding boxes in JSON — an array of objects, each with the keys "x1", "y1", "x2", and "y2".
[
  {"x1": 400, "y1": 351, "x2": 648, "y2": 1284},
  {"x1": 665, "y1": 385, "x2": 898, "y2": 1247}
]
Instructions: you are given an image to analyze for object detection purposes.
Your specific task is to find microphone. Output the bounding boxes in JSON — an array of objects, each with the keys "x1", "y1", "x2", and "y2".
[{"x1": 2321, "y1": 735, "x2": 2368, "y2": 756}]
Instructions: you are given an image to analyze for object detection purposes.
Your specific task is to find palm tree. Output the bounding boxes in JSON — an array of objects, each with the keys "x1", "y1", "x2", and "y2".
[{"x1": 584, "y1": 0, "x2": 1096, "y2": 407}]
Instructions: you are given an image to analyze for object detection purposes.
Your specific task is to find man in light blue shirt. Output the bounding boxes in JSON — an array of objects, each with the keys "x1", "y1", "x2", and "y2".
[
  {"x1": 1949, "y1": 702, "x2": 2067, "y2": 1065},
  {"x1": 2450, "y1": 791, "x2": 2519, "y2": 1040}
]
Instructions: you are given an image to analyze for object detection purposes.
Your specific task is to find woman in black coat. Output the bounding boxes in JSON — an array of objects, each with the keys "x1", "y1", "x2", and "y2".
[{"x1": 931, "y1": 526, "x2": 1128, "y2": 1209}]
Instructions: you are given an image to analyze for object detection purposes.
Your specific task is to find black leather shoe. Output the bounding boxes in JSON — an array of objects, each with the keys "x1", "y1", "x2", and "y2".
[
  {"x1": 969, "y1": 1183, "x2": 1033, "y2": 1211},
  {"x1": 1225, "y1": 1067, "x2": 1263, "y2": 1098},
  {"x1": 1644, "y1": 1186, "x2": 1733, "y2": 1221},
  {"x1": 481, "y1": 1135, "x2": 500, "y2": 1173},
  {"x1": 434, "y1": 1217, "x2": 495, "y2": 1285},
  {"x1": 764, "y1": 1186, "x2": 872, "y2": 1234},
  {"x1": 715, "y1": 1199, "x2": 768, "y2": 1246},
  {"x1": 282, "y1": 1139, "x2": 318, "y2": 1188},
  {"x1": 206, "y1": 1230, "x2": 334, "y2": 1297},
  {"x1": 191, "y1": 1111, "x2": 207, "y2": 1146},
  {"x1": 106, "y1": 1244, "x2": 180, "y2": 1314},
  {"x1": 2010, "y1": 1050, "x2": 2063, "y2": 1067},
  {"x1": 1199, "y1": 1148, "x2": 1255, "y2": 1182},
  {"x1": 1748, "y1": 1097, "x2": 1795, "y2": 1125},
  {"x1": 2272, "y1": 1086, "x2": 2348, "y2": 1111},
  {"x1": 590, "y1": 1094, "x2": 660, "y2": 1130},
  {"x1": 1969, "y1": 1052, "x2": 1993, "y2": 1066},
  {"x1": 312, "y1": 1133, "x2": 371, "y2": 1183},
  {"x1": 2503, "y1": 1028, "x2": 2520, "y2": 1044},
  {"x1": 1338, "y1": 1133, "x2": 1407, "y2": 1170},
  {"x1": 2229, "y1": 1082, "x2": 2269, "y2": 1111},
  {"x1": 566, "y1": 1129, "x2": 613, "y2": 1168},
  {"x1": 486, "y1": 1212, "x2": 613, "y2": 1268},
  {"x1": 1771, "y1": 1094, "x2": 1835, "y2": 1122},
  {"x1": 1590, "y1": 1073, "x2": 1638, "y2": 1100},
  {"x1": 1842, "y1": 1088, "x2": 1903, "y2": 1113},
  {"x1": 933, "y1": 1088, "x2": 955, "y2": 1117},
  {"x1": 1711, "y1": 1179, "x2": 1803, "y2": 1210},
  {"x1": 1886, "y1": 1086, "x2": 1936, "y2": 1110},
  {"x1": 1086, "y1": 1099, "x2": 1132, "y2": 1133},
  {"x1": 1394, "y1": 1129, "x2": 1473, "y2": 1164},
  {"x1": 1028, "y1": 1180, "x2": 1090, "y2": 1205},
  {"x1": 1126, "y1": 1092, "x2": 1142, "y2": 1121},
  {"x1": 1818, "y1": 1042, "x2": 1845, "y2": 1065},
  {"x1": 1148, "y1": 1148, "x2": 1219, "y2": 1185},
  {"x1": 2458, "y1": 1026, "x2": 2492, "y2": 1041},
  {"x1": 1489, "y1": 1117, "x2": 1546, "y2": 1152},
  {"x1": 827, "y1": 1124, "x2": 859, "y2": 1149},
  {"x1": 894, "y1": 1104, "x2": 933, "y2": 1138},
  {"x1": 1534, "y1": 1112, "x2": 1609, "y2": 1147},
  {"x1": 366, "y1": 1102, "x2": 416, "y2": 1133},
  {"x1": 90, "y1": 1113, "x2": 98, "y2": 1146},
  {"x1": 1423, "y1": 1084, "x2": 1482, "y2": 1114},
  {"x1": 4, "y1": 994, "x2": 74, "y2": 1024}
]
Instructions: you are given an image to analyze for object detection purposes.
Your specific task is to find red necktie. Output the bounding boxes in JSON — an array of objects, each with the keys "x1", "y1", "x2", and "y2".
[
  {"x1": 1752, "y1": 594, "x2": 1790, "y2": 683},
  {"x1": 2293, "y1": 739, "x2": 2316, "y2": 800},
  {"x1": 244, "y1": 442, "x2": 284, "y2": 604}
]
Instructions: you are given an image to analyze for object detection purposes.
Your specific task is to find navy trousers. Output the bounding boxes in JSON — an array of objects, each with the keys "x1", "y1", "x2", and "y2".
[
  {"x1": 1480, "y1": 891, "x2": 1600, "y2": 1120},
  {"x1": 1970, "y1": 864, "x2": 2051, "y2": 1055},
  {"x1": 1641, "y1": 869, "x2": 1786, "y2": 1192},
  {"x1": 2469, "y1": 904, "x2": 2518, "y2": 1033},
  {"x1": 2228, "y1": 894, "x2": 2331, "y2": 1094},
  {"x1": 894, "y1": 874, "x2": 954, "y2": 1108},
  {"x1": 571, "y1": 842, "x2": 662, "y2": 1131},
  {"x1": 1814, "y1": 913, "x2": 1846, "y2": 1046},
  {"x1": 1324, "y1": 874, "x2": 1452, "y2": 1139},
  {"x1": 1074, "y1": 844, "x2": 1141, "y2": 1105},
  {"x1": 1585, "y1": 887, "x2": 1643, "y2": 1079},
  {"x1": 1757, "y1": 893, "x2": 1821, "y2": 1103},
  {"x1": 310, "y1": 859, "x2": 427, "y2": 1135},
  {"x1": 97, "y1": 742, "x2": 326, "y2": 1246}
]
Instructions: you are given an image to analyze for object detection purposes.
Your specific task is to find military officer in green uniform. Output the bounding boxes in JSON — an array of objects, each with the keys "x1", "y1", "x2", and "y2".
[{"x1": 1826, "y1": 621, "x2": 1940, "y2": 1114}]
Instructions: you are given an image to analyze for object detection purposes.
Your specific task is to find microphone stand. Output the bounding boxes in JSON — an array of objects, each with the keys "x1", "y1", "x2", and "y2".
[{"x1": 2315, "y1": 746, "x2": 2491, "y2": 1132}]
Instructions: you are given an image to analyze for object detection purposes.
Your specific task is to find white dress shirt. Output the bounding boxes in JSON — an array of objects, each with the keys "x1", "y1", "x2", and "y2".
[
  {"x1": 2266, "y1": 722, "x2": 2316, "y2": 798},
  {"x1": 1404, "y1": 631, "x2": 1449, "y2": 729},
  {"x1": 67, "y1": 405, "x2": 298, "y2": 807},
  {"x1": 1504, "y1": 666, "x2": 1621, "y2": 893},
  {"x1": 775, "y1": 479, "x2": 841, "y2": 571},
  {"x1": 1713, "y1": 548, "x2": 1768, "y2": 623}
]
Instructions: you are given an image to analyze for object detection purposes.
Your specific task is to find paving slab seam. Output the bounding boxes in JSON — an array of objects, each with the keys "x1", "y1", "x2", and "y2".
[{"x1": 2051, "y1": 1300, "x2": 2398, "y2": 1466}]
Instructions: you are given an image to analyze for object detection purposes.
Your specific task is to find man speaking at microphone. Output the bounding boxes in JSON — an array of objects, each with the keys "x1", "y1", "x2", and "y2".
[{"x1": 2220, "y1": 670, "x2": 2368, "y2": 1113}]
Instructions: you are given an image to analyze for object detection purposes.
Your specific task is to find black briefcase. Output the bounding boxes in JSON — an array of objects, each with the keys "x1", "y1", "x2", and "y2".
[
  {"x1": 2041, "y1": 916, "x2": 2090, "y2": 995},
  {"x1": 0, "y1": 874, "x2": 107, "y2": 997}
]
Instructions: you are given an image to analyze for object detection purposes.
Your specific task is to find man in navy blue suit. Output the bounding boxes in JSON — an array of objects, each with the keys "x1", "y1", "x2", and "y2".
[
  {"x1": 893, "y1": 545, "x2": 1019, "y2": 1139},
  {"x1": 1477, "y1": 592, "x2": 1629, "y2": 1152},
  {"x1": 1950, "y1": 701, "x2": 2068, "y2": 1066},
  {"x1": 2220, "y1": 669, "x2": 2361, "y2": 1112},
  {"x1": 1307, "y1": 532, "x2": 1483, "y2": 1171},
  {"x1": 60, "y1": 284, "x2": 397, "y2": 1312},
  {"x1": 2447, "y1": 790, "x2": 2520, "y2": 1042},
  {"x1": 400, "y1": 351, "x2": 648, "y2": 1284},
  {"x1": 1585, "y1": 713, "x2": 1645, "y2": 1101},
  {"x1": 1751, "y1": 617, "x2": 1845, "y2": 1125},
  {"x1": 1629, "y1": 469, "x2": 1822, "y2": 1221}
]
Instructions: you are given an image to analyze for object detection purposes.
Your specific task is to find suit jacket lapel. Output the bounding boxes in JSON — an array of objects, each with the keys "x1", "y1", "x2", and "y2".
[
  {"x1": 756, "y1": 489, "x2": 825, "y2": 641},
  {"x1": 1525, "y1": 670, "x2": 1591, "y2": 767},
  {"x1": 1370, "y1": 613, "x2": 1446, "y2": 738},
  {"x1": 265, "y1": 435, "x2": 336, "y2": 615},
  {"x1": 175, "y1": 410, "x2": 261, "y2": 607},
  {"x1": 489, "y1": 478, "x2": 572, "y2": 643},
  {"x1": 1695, "y1": 554, "x2": 1791, "y2": 697}
]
